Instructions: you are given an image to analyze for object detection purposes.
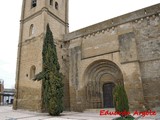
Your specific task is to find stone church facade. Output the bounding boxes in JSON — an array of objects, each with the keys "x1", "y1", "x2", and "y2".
[{"x1": 13, "y1": 0, "x2": 160, "y2": 112}]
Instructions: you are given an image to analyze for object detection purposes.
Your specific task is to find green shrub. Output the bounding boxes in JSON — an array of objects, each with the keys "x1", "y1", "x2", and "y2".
[{"x1": 113, "y1": 84, "x2": 129, "y2": 117}]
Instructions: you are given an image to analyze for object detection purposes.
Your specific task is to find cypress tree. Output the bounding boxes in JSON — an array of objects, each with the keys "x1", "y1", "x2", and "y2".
[
  {"x1": 33, "y1": 24, "x2": 63, "y2": 116},
  {"x1": 113, "y1": 84, "x2": 129, "y2": 117}
]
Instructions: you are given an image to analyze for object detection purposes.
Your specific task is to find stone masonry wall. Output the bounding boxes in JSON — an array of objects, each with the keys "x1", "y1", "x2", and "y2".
[
  {"x1": 134, "y1": 14, "x2": 160, "y2": 109},
  {"x1": 66, "y1": 4, "x2": 160, "y2": 111}
]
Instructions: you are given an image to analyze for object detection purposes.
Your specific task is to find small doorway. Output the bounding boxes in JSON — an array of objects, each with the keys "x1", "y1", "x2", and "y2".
[{"x1": 103, "y1": 83, "x2": 115, "y2": 108}]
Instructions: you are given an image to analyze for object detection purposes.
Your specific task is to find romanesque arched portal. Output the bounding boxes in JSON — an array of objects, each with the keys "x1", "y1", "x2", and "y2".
[{"x1": 84, "y1": 60, "x2": 124, "y2": 109}]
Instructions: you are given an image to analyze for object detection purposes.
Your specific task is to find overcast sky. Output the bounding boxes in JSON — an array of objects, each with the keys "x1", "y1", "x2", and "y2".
[{"x1": 0, "y1": 0, "x2": 159, "y2": 88}]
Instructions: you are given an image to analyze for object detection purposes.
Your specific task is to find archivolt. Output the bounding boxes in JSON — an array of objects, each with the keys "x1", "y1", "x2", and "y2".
[
  {"x1": 83, "y1": 59, "x2": 123, "y2": 108},
  {"x1": 84, "y1": 59, "x2": 123, "y2": 84}
]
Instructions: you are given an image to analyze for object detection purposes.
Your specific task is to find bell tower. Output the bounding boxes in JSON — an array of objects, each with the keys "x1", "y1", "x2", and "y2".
[{"x1": 13, "y1": 0, "x2": 69, "y2": 111}]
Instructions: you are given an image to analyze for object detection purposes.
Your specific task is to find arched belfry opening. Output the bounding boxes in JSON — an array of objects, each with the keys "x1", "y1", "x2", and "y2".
[
  {"x1": 50, "y1": 0, "x2": 53, "y2": 6},
  {"x1": 84, "y1": 60, "x2": 124, "y2": 109},
  {"x1": 31, "y1": 0, "x2": 37, "y2": 8}
]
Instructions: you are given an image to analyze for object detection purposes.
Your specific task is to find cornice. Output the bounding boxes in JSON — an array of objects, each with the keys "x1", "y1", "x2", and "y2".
[
  {"x1": 64, "y1": 4, "x2": 160, "y2": 41},
  {"x1": 20, "y1": 7, "x2": 69, "y2": 27}
]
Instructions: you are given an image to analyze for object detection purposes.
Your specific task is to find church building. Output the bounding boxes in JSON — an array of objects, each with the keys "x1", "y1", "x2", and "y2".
[{"x1": 13, "y1": 0, "x2": 160, "y2": 112}]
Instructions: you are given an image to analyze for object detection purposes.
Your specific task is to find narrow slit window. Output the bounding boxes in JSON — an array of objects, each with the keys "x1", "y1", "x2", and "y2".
[
  {"x1": 29, "y1": 24, "x2": 34, "y2": 36},
  {"x1": 55, "y1": 2, "x2": 58, "y2": 10},
  {"x1": 30, "y1": 65, "x2": 36, "y2": 79}
]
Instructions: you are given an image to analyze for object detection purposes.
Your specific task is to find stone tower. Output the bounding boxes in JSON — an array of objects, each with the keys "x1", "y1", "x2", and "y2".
[{"x1": 13, "y1": 0, "x2": 70, "y2": 111}]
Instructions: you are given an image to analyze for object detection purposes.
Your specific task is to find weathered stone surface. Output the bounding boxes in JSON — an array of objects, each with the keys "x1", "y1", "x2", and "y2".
[
  {"x1": 69, "y1": 46, "x2": 81, "y2": 89},
  {"x1": 138, "y1": 39, "x2": 160, "y2": 61},
  {"x1": 121, "y1": 62, "x2": 145, "y2": 111},
  {"x1": 140, "y1": 60, "x2": 160, "y2": 108},
  {"x1": 82, "y1": 33, "x2": 119, "y2": 59},
  {"x1": 140, "y1": 60, "x2": 160, "y2": 79},
  {"x1": 15, "y1": 86, "x2": 42, "y2": 111},
  {"x1": 119, "y1": 32, "x2": 138, "y2": 63}
]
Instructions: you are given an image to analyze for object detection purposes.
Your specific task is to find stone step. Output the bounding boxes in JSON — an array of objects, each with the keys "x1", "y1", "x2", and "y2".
[{"x1": 84, "y1": 108, "x2": 115, "y2": 113}]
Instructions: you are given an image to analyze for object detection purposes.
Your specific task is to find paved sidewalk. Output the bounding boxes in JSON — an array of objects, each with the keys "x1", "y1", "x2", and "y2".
[{"x1": 0, "y1": 106, "x2": 160, "y2": 120}]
